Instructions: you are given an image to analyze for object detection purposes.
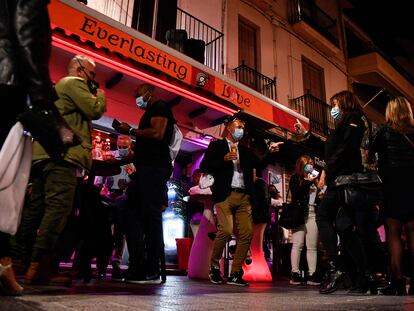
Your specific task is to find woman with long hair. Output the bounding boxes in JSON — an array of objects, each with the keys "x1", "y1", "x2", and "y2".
[
  {"x1": 289, "y1": 155, "x2": 320, "y2": 286},
  {"x1": 371, "y1": 96, "x2": 414, "y2": 295},
  {"x1": 306, "y1": 90, "x2": 374, "y2": 294}
]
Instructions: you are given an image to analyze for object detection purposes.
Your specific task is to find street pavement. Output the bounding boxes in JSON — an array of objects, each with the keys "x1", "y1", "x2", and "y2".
[{"x1": 1, "y1": 275, "x2": 414, "y2": 311}]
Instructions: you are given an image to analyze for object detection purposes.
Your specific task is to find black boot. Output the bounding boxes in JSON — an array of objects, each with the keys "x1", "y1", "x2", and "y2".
[
  {"x1": 319, "y1": 261, "x2": 343, "y2": 294},
  {"x1": 349, "y1": 272, "x2": 377, "y2": 295},
  {"x1": 380, "y1": 278, "x2": 407, "y2": 296}
]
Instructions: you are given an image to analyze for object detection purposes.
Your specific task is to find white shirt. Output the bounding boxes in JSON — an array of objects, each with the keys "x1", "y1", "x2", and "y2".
[{"x1": 226, "y1": 138, "x2": 245, "y2": 189}]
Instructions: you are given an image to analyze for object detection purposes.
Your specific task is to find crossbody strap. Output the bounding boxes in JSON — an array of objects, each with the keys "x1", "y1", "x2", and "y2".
[{"x1": 403, "y1": 134, "x2": 414, "y2": 149}]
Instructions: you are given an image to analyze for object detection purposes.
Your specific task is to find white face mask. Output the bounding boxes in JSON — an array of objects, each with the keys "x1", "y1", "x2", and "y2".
[
  {"x1": 331, "y1": 106, "x2": 341, "y2": 120},
  {"x1": 232, "y1": 128, "x2": 244, "y2": 141},
  {"x1": 135, "y1": 96, "x2": 148, "y2": 109},
  {"x1": 118, "y1": 148, "x2": 129, "y2": 158}
]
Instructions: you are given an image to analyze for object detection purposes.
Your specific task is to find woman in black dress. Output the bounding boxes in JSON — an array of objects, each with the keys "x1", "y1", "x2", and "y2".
[{"x1": 371, "y1": 96, "x2": 414, "y2": 295}]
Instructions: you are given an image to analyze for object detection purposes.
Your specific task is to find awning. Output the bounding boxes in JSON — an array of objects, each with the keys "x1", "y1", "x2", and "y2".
[{"x1": 48, "y1": 0, "x2": 309, "y2": 133}]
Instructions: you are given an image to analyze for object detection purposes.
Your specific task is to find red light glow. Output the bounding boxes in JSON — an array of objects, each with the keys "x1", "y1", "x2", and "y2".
[
  {"x1": 52, "y1": 36, "x2": 237, "y2": 116},
  {"x1": 242, "y1": 223, "x2": 273, "y2": 282}
]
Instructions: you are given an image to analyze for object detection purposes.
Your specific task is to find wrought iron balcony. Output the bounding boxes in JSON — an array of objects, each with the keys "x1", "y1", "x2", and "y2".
[
  {"x1": 176, "y1": 8, "x2": 224, "y2": 73},
  {"x1": 234, "y1": 61, "x2": 277, "y2": 100},
  {"x1": 289, "y1": 93, "x2": 335, "y2": 137},
  {"x1": 83, "y1": 1, "x2": 223, "y2": 73},
  {"x1": 288, "y1": 0, "x2": 339, "y2": 46}
]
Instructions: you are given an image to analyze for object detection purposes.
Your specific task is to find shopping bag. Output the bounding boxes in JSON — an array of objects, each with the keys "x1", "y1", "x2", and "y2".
[{"x1": 0, "y1": 122, "x2": 32, "y2": 235}]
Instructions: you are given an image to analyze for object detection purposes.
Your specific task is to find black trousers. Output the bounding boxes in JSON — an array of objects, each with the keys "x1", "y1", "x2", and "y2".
[
  {"x1": 316, "y1": 186, "x2": 368, "y2": 274},
  {"x1": 125, "y1": 165, "x2": 171, "y2": 277}
]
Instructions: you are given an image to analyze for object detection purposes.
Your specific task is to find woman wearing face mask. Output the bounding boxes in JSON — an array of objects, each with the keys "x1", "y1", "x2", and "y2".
[
  {"x1": 294, "y1": 91, "x2": 373, "y2": 294},
  {"x1": 319, "y1": 91, "x2": 374, "y2": 294},
  {"x1": 289, "y1": 155, "x2": 321, "y2": 286}
]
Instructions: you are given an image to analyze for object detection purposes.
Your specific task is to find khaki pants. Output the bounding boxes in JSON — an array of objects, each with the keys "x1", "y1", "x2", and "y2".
[
  {"x1": 210, "y1": 192, "x2": 252, "y2": 274},
  {"x1": 10, "y1": 160, "x2": 77, "y2": 263}
]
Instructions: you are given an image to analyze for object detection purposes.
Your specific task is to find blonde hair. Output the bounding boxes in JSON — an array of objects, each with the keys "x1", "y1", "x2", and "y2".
[{"x1": 385, "y1": 96, "x2": 414, "y2": 134}]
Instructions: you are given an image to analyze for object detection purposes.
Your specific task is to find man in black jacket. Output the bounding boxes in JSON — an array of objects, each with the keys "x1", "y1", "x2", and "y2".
[
  {"x1": 200, "y1": 117, "x2": 282, "y2": 285},
  {"x1": 113, "y1": 83, "x2": 174, "y2": 284}
]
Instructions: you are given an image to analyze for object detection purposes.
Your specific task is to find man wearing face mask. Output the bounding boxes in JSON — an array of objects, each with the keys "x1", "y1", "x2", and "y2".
[
  {"x1": 10, "y1": 54, "x2": 106, "y2": 285},
  {"x1": 95, "y1": 135, "x2": 135, "y2": 280},
  {"x1": 95, "y1": 135, "x2": 135, "y2": 197},
  {"x1": 200, "y1": 117, "x2": 283, "y2": 286},
  {"x1": 113, "y1": 83, "x2": 174, "y2": 284}
]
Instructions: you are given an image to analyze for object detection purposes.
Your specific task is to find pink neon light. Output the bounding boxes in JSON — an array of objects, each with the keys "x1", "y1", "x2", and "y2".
[
  {"x1": 242, "y1": 223, "x2": 273, "y2": 282},
  {"x1": 184, "y1": 138, "x2": 210, "y2": 148},
  {"x1": 52, "y1": 36, "x2": 237, "y2": 116}
]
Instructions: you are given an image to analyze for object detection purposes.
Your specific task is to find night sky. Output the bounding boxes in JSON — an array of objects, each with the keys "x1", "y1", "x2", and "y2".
[{"x1": 344, "y1": 1, "x2": 414, "y2": 63}]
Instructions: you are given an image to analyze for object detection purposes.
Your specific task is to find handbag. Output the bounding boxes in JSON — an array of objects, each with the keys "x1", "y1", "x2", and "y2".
[
  {"x1": 169, "y1": 123, "x2": 183, "y2": 161},
  {"x1": 0, "y1": 122, "x2": 32, "y2": 235},
  {"x1": 279, "y1": 188, "x2": 305, "y2": 229},
  {"x1": 334, "y1": 171, "x2": 382, "y2": 208}
]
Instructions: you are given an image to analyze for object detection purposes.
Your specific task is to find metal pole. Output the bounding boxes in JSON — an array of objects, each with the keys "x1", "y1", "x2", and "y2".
[
  {"x1": 362, "y1": 88, "x2": 385, "y2": 108},
  {"x1": 151, "y1": 0, "x2": 159, "y2": 39}
]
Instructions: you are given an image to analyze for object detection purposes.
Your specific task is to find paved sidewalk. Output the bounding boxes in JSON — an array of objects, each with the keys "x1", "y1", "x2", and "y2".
[{"x1": 1, "y1": 276, "x2": 413, "y2": 311}]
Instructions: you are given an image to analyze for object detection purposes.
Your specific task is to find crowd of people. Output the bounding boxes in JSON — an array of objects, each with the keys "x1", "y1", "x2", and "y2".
[{"x1": 1, "y1": 0, "x2": 414, "y2": 300}]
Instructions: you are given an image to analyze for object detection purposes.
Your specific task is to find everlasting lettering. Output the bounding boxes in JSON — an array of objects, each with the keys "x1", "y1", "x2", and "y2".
[{"x1": 80, "y1": 17, "x2": 188, "y2": 80}]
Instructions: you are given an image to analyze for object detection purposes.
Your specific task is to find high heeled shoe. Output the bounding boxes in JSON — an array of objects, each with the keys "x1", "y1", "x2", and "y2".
[
  {"x1": 380, "y1": 278, "x2": 407, "y2": 296},
  {"x1": 0, "y1": 257, "x2": 24, "y2": 296}
]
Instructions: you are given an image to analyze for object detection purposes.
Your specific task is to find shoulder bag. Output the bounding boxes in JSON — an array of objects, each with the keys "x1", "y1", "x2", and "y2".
[
  {"x1": 279, "y1": 188, "x2": 305, "y2": 229},
  {"x1": 334, "y1": 170, "x2": 382, "y2": 208},
  {"x1": 0, "y1": 122, "x2": 32, "y2": 235}
]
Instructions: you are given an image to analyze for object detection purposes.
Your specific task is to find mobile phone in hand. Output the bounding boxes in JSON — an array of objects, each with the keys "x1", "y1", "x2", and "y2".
[
  {"x1": 112, "y1": 118, "x2": 121, "y2": 128},
  {"x1": 310, "y1": 170, "x2": 319, "y2": 178}
]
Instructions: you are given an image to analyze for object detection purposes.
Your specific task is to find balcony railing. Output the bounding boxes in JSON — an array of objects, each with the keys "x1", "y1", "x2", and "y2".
[
  {"x1": 234, "y1": 61, "x2": 277, "y2": 100},
  {"x1": 176, "y1": 8, "x2": 224, "y2": 73},
  {"x1": 288, "y1": 0, "x2": 339, "y2": 46},
  {"x1": 290, "y1": 93, "x2": 335, "y2": 137},
  {"x1": 83, "y1": 1, "x2": 223, "y2": 73},
  {"x1": 98, "y1": 0, "x2": 134, "y2": 27}
]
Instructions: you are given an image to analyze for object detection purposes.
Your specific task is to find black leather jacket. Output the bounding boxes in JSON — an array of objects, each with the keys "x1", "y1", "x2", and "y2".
[
  {"x1": 0, "y1": 0, "x2": 55, "y2": 103},
  {"x1": 370, "y1": 124, "x2": 414, "y2": 175},
  {"x1": 289, "y1": 174, "x2": 320, "y2": 216},
  {"x1": 324, "y1": 111, "x2": 368, "y2": 185}
]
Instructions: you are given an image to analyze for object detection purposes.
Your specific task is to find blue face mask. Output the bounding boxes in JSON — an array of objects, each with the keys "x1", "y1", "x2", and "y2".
[
  {"x1": 304, "y1": 164, "x2": 313, "y2": 174},
  {"x1": 136, "y1": 96, "x2": 148, "y2": 109},
  {"x1": 232, "y1": 128, "x2": 244, "y2": 141},
  {"x1": 118, "y1": 148, "x2": 129, "y2": 158},
  {"x1": 331, "y1": 106, "x2": 341, "y2": 120}
]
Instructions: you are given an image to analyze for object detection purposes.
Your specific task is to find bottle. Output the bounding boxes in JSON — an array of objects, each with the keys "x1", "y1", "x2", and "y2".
[{"x1": 231, "y1": 144, "x2": 240, "y2": 169}]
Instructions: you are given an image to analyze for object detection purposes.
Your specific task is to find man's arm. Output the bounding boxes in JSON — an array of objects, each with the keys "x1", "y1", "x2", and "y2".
[
  {"x1": 129, "y1": 116, "x2": 168, "y2": 140},
  {"x1": 253, "y1": 142, "x2": 284, "y2": 170},
  {"x1": 64, "y1": 78, "x2": 106, "y2": 120}
]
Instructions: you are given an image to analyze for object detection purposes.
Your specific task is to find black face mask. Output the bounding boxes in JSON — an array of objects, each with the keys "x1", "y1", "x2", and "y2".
[
  {"x1": 76, "y1": 58, "x2": 99, "y2": 95},
  {"x1": 87, "y1": 79, "x2": 99, "y2": 95}
]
